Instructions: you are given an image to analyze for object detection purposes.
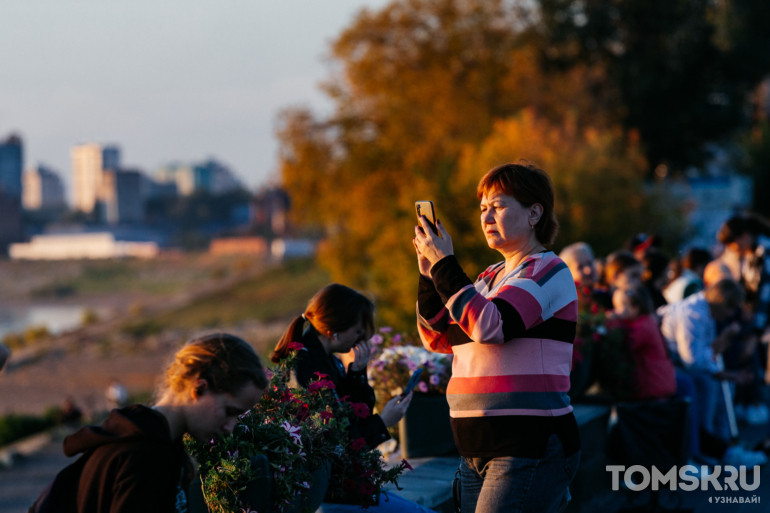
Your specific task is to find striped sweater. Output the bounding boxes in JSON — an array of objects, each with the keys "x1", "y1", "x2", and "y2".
[{"x1": 417, "y1": 253, "x2": 580, "y2": 458}]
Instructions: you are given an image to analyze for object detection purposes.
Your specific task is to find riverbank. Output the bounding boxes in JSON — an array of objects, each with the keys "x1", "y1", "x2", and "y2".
[{"x1": 0, "y1": 254, "x2": 329, "y2": 417}]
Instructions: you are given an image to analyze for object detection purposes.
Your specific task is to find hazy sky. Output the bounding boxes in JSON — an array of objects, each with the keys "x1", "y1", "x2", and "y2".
[{"x1": 0, "y1": 1, "x2": 389, "y2": 193}]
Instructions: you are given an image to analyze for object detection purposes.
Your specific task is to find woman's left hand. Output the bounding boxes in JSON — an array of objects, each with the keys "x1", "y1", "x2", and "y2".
[
  {"x1": 379, "y1": 391, "x2": 413, "y2": 427},
  {"x1": 414, "y1": 218, "x2": 454, "y2": 268}
]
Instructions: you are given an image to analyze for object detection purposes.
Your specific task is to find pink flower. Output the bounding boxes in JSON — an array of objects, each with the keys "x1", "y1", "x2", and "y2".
[
  {"x1": 319, "y1": 410, "x2": 334, "y2": 422},
  {"x1": 379, "y1": 326, "x2": 393, "y2": 333},
  {"x1": 288, "y1": 341, "x2": 304, "y2": 351},
  {"x1": 401, "y1": 458, "x2": 414, "y2": 471},
  {"x1": 351, "y1": 402, "x2": 370, "y2": 419},
  {"x1": 417, "y1": 382, "x2": 429, "y2": 393},
  {"x1": 351, "y1": 437, "x2": 366, "y2": 450},
  {"x1": 295, "y1": 404, "x2": 310, "y2": 421},
  {"x1": 308, "y1": 379, "x2": 336, "y2": 392},
  {"x1": 370, "y1": 334, "x2": 384, "y2": 345},
  {"x1": 392, "y1": 334, "x2": 402, "y2": 343},
  {"x1": 429, "y1": 374, "x2": 441, "y2": 386}
]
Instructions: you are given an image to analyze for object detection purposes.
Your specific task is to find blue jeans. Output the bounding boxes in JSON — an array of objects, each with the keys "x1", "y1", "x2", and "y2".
[{"x1": 459, "y1": 435, "x2": 580, "y2": 513}]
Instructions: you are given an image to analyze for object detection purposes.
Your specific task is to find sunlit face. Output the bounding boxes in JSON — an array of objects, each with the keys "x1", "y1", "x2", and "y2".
[
  {"x1": 480, "y1": 188, "x2": 538, "y2": 254},
  {"x1": 329, "y1": 319, "x2": 369, "y2": 353},
  {"x1": 612, "y1": 289, "x2": 637, "y2": 319},
  {"x1": 186, "y1": 382, "x2": 264, "y2": 442},
  {"x1": 565, "y1": 249, "x2": 597, "y2": 286},
  {"x1": 614, "y1": 264, "x2": 643, "y2": 290}
]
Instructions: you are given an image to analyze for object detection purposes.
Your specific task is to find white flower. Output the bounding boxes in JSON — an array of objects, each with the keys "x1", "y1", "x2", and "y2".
[{"x1": 281, "y1": 421, "x2": 303, "y2": 446}]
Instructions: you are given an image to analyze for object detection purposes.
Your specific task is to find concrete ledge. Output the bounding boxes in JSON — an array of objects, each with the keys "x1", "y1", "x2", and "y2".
[
  {"x1": 566, "y1": 404, "x2": 613, "y2": 513},
  {"x1": 0, "y1": 429, "x2": 57, "y2": 469},
  {"x1": 383, "y1": 456, "x2": 458, "y2": 512},
  {"x1": 379, "y1": 404, "x2": 613, "y2": 513}
]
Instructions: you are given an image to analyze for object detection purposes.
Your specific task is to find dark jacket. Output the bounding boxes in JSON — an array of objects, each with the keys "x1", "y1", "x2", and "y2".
[
  {"x1": 294, "y1": 329, "x2": 390, "y2": 448},
  {"x1": 30, "y1": 405, "x2": 191, "y2": 513}
]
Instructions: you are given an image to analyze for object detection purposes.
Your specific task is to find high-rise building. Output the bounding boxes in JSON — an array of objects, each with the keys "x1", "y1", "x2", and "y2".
[
  {"x1": 71, "y1": 143, "x2": 121, "y2": 213},
  {"x1": 0, "y1": 134, "x2": 23, "y2": 198},
  {"x1": 22, "y1": 165, "x2": 67, "y2": 211},
  {"x1": 154, "y1": 158, "x2": 242, "y2": 196},
  {"x1": 101, "y1": 169, "x2": 143, "y2": 225},
  {"x1": 154, "y1": 162, "x2": 201, "y2": 196},
  {"x1": 0, "y1": 134, "x2": 24, "y2": 252}
]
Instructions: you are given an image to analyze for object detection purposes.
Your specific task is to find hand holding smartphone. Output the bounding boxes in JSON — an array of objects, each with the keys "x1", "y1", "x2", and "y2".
[
  {"x1": 400, "y1": 367, "x2": 424, "y2": 400},
  {"x1": 415, "y1": 201, "x2": 441, "y2": 238}
]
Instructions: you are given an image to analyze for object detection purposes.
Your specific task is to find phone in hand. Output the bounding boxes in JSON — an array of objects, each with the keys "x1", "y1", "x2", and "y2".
[
  {"x1": 400, "y1": 367, "x2": 424, "y2": 399},
  {"x1": 415, "y1": 200, "x2": 440, "y2": 237}
]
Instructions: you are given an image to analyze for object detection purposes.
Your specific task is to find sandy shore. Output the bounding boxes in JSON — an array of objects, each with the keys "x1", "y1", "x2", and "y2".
[{"x1": 0, "y1": 255, "x2": 282, "y2": 417}]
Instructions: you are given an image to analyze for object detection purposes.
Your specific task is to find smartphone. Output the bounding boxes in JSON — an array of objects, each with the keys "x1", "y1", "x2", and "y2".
[
  {"x1": 415, "y1": 200, "x2": 440, "y2": 237},
  {"x1": 400, "y1": 367, "x2": 424, "y2": 399}
]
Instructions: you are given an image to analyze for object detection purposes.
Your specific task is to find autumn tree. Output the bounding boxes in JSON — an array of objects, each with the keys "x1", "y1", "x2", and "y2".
[{"x1": 277, "y1": 0, "x2": 684, "y2": 328}]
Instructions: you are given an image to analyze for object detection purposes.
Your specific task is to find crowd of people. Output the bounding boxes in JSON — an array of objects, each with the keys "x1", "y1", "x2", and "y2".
[
  {"x1": 15, "y1": 159, "x2": 770, "y2": 513},
  {"x1": 560, "y1": 214, "x2": 770, "y2": 470}
]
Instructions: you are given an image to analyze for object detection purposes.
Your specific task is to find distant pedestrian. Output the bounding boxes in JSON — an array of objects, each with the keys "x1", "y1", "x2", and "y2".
[
  {"x1": 29, "y1": 333, "x2": 267, "y2": 513},
  {"x1": 59, "y1": 396, "x2": 83, "y2": 427},
  {"x1": 105, "y1": 378, "x2": 129, "y2": 409},
  {"x1": 0, "y1": 342, "x2": 9, "y2": 372}
]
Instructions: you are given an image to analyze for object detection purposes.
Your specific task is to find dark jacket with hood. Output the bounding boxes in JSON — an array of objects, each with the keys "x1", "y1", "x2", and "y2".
[
  {"x1": 294, "y1": 329, "x2": 390, "y2": 449},
  {"x1": 29, "y1": 405, "x2": 191, "y2": 513}
]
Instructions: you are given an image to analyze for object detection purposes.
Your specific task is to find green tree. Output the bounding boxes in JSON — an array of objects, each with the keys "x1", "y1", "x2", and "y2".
[{"x1": 538, "y1": 0, "x2": 770, "y2": 174}]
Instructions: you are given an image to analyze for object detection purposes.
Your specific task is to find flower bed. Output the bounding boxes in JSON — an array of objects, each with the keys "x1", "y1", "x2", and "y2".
[
  {"x1": 186, "y1": 347, "x2": 410, "y2": 512},
  {"x1": 368, "y1": 328, "x2": 452, "y2": 397}
]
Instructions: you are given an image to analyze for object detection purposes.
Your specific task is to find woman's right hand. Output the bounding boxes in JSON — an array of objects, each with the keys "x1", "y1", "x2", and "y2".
[
  {"x1": 413, "y1": 218, "x2": 454, "y2": 272},
  {"x1": 379, "y1": 392, "x2": 413, "y2": 428}
]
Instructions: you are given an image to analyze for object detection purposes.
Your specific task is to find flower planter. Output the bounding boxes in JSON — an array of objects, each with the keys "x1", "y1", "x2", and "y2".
[
  {"x1": 188, "y1": 455, "x2": 272, "y2": 513},
  {"x1": 286, "y1": 461, "x2": 331, "y2": 513},
  {"x1": 399, "y1": 392, "x2": 457, "y2": 459},
  {"x1": 189, "y1": 456, "x2": 329, "y2": 513}
]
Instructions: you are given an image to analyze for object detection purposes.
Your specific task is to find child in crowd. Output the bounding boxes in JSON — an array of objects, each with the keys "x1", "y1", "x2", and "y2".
[{"x1": 609, "y1": 285, "x2": 676, "y2": 400}]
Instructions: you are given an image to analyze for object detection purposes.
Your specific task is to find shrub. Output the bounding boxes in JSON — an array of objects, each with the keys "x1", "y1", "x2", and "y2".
[
  {"x1": 81, "y1": 309, "x2": 100, "y2": 325},
  {"x1": 0, "y1": 413, "x2": 57, "y2": 447}
]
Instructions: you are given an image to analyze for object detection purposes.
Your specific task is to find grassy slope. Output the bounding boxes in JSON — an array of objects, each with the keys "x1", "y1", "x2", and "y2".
[{"x1": 151, "y1": 257, "x2": 331, "y2": 329}]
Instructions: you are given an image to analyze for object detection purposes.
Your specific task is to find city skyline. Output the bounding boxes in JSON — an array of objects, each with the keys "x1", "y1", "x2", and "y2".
[{"x1": 0, "y1": 1, "x2": 389, "y2": 193}]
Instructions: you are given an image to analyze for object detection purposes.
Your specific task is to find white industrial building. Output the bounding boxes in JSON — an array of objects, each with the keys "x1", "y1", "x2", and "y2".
[{"x1": 9, "y1": 232, "x2": 158, "y2": 260}]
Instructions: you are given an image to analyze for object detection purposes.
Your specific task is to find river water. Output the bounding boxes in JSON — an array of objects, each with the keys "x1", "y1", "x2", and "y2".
[{"x1": 0, "y1": 305, "x2": 85, "y2": 339}]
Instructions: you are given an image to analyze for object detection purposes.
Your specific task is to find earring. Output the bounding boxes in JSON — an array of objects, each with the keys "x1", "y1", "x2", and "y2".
[{"x1": 333, "y1": 333, "x2": 339, "y2": 342}]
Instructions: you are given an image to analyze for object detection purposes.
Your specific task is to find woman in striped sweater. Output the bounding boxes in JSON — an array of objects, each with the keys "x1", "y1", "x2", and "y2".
[{"x1": 413, "y1": 162, "x2": 580, "y2": 513}]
